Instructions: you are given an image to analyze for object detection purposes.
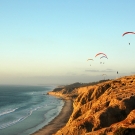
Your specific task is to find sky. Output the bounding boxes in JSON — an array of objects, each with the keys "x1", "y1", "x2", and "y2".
[{"x1": 0, "y1": 0, "x2": 135, "y2": 85}]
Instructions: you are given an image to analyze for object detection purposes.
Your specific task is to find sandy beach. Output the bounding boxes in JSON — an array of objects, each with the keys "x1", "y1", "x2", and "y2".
[{"x1": 32, "y1": 99, "x2": 73, "y2": 135}]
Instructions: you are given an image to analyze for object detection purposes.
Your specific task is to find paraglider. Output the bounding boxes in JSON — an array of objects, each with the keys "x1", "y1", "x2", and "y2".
[
  {"x1": 122, "y1": 32, "x2": 135, "y2": 45},
  {"x1": 100, "y1": 55, "x2": 108, "y2": 64},
  {"x1": 122, "y1": 32, "x2": 135, "y2": 36},
  {"x1": 102, "y1": 74, "x2": 107, "y2": 80},
  {"x1": 87, "y1": 59, "x2": 93, "y2": 66}
]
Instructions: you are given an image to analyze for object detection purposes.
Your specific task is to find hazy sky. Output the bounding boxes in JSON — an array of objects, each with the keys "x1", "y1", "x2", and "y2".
[{"x1": 1, "y1": 1, "x2": 135, "y2": 85}]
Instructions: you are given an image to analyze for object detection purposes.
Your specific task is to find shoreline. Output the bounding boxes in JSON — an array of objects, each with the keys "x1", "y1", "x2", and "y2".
[{"x1": 32, "y1": 99, "x2": 73, "y2": 135}]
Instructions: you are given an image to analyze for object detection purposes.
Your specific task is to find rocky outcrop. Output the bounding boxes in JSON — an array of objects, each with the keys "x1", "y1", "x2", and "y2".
[{"x1": 48, "y1": 75, "x2": 135, "y2": 135}]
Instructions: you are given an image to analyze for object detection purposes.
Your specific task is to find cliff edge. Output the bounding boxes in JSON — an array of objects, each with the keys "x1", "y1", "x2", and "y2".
[{"x1": 48, "y1": 75, "x2": 135, "y2": 135}]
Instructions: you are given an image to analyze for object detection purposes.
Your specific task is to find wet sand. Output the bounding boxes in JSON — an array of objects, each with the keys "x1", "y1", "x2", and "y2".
[{"x1": 32, "y1": 99, "x2": 73, "y2": 135}]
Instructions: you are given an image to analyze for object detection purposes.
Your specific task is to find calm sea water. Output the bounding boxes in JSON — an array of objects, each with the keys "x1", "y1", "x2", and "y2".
[{"x1": 0, "y1": 85, "x2": 64, "y2": 135}]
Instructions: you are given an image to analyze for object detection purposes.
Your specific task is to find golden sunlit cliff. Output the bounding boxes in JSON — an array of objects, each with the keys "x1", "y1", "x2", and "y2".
[{"x1": 48, "y1": 75, "x2": 135, "y2": 135}]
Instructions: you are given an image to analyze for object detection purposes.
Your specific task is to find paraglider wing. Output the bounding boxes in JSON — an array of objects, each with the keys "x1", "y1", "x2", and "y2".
[
  {"x1": 122, "y1": 32, "x2": 135, "y2": 36},
  {"x1": 100, "y1": 56, "x2": 108, "y2": 59},
  {"x1": 87, "y1": 59, "x2": 93, "y2": 61},
  {"x1": 95, "y1": 52, "x2": 107, "y2": 57}
]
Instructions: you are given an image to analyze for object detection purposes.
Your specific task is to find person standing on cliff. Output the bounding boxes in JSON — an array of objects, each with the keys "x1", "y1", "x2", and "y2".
[{"x1": 116, "y1": 71, "x2": 118, "y2": 79}]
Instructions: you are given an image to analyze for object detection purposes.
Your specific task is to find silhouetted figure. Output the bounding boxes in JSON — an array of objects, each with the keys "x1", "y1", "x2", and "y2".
[
  {"x1": 129, "y1": 43, "x2": 130, "y2": 45},
  {"x1": 117, "y1": 71, "x2": 118, "y2": 74}
]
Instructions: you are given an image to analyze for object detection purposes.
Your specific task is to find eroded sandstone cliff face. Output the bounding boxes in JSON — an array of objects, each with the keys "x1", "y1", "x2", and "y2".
[{"x1": 48, "y1": 75, "x2": 135, "y2": 135}]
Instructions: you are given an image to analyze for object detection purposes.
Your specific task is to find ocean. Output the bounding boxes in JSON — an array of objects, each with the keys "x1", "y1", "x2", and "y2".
[{"x1": 0, "y1": 85, "x2": 64, "y2": 135}]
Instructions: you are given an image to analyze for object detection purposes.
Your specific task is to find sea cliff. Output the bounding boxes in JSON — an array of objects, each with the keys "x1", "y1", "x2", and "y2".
[{"x1": 48, "y1": 75, "x2": 135, "y2": 135}]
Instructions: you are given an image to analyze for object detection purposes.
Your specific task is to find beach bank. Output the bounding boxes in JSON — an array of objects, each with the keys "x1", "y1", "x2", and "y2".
[{"x1": 32, "y1": 99, "x2": 73, "y2": 135}]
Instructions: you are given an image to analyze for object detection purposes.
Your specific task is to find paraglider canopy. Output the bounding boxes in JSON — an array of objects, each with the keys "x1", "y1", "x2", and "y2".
[
  {"x1": 100, "y1": 56, "x2": 108, "y2": 59},
  {"x1": 87, "y1": 59, "x2": 93, "y2": 61},
  {"x1": 122, "y1": 32, "x2": 135, "y2": 36},
  {"x1": 95, "y1": 52, "x2": 107, "y2": 58}
]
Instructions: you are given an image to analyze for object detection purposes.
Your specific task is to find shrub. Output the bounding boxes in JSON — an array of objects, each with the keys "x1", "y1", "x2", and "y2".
[{"x1": 113, "y1": 127, "x2": 128, "y2": 135}]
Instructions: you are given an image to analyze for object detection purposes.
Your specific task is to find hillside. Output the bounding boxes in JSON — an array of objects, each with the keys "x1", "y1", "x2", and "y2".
[{"x1": 48, "y1": 75, "x2": 135, "y2": 135}]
